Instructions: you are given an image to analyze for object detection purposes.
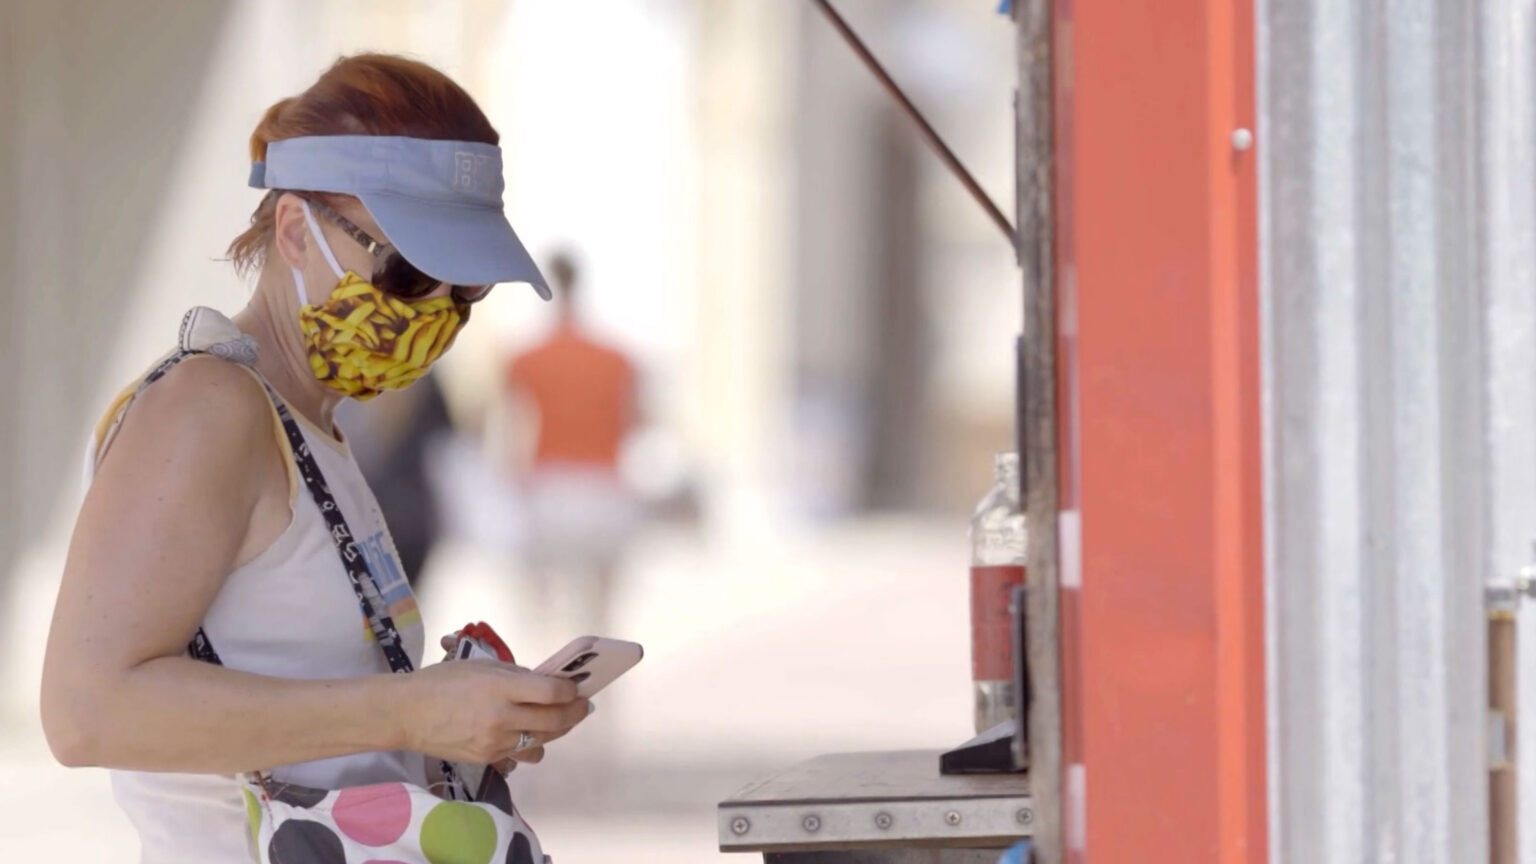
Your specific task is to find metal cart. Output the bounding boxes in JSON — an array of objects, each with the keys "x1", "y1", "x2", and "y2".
[{"x1": 718, "y1": 750, "x2": 1032, "y2": 863}]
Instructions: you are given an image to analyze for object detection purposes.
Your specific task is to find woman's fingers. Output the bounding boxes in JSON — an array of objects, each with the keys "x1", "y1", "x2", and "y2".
[
  {"x1": 494, "y1": 745, "x2": 544, "y2": 776},
  {"x1": 490, "y1": 667, "x2": 579, "y2": 705},
  {"x1": 406, "y1": 662, "x2": 588, "y2": 763},
  {"x1": 499, "y1": 700, "x2": 590, "y2": 736},
  {"x1": 506, "y1": 746, "x2": 544, "y2": 766}
]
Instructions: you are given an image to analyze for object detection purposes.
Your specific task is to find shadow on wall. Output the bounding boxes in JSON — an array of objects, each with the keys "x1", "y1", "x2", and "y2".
[{"x1": 0, "y1": 0, "x2": 232, "y2": 583}]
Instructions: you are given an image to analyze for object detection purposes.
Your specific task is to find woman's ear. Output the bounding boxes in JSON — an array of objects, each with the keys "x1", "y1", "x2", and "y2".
[{"x1": 272, "y1": 193, "x2": 309, "y2": 269}]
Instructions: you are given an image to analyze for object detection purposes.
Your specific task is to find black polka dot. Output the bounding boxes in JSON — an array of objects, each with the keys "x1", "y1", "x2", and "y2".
[
  {"x1": 506, "y1": 831, "x2": 535, "y2": 864},
  {"x1": 268, "y1": 819, "x2": 345, "y2": 864}
]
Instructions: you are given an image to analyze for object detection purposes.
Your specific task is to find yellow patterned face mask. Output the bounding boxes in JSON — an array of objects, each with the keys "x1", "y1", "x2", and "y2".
[
  {"x1": 297, "y1": 272, "x2": 464, "y2": 400},
  {"x1": 291, "y1": 201, "x2": 464, "y2": 400}
]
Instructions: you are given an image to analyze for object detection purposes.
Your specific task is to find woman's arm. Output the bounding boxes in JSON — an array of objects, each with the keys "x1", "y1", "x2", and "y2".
[{"x1": 40, "y1": 359, "x2": 584, "y2": 773}]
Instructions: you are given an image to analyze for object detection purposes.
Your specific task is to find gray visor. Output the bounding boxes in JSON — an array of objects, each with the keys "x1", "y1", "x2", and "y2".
[{"x1": 250, "y1": 135, "x2": 549, "y2": 300}]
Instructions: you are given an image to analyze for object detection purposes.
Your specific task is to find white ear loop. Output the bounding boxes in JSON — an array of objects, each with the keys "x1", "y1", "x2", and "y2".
[
  {"x1": 291, "y1": 200, "x2": 346, "y2": 309},
  {"x1": 290, "y1": 266, "x2": 308, "y2": 310}
]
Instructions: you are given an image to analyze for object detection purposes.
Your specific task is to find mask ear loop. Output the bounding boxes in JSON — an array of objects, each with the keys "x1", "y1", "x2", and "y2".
[
  {"x1": 291, "y1": 199, "x2": 344, "y2": 311},
  {"x1": 300, "y1": 200, "x2": 346, "y2": 279},
  {"x1": 290, "y1": 267, "x2": 309, "y2": 310}
]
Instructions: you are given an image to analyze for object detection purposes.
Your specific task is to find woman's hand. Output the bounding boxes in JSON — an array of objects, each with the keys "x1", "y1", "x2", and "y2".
[
  {"x1": 495, "y1": 744, "x2": 544, "y2": 776},
  {"x1": 399, "y1": 661, "x2": 589, "y2": 765}
]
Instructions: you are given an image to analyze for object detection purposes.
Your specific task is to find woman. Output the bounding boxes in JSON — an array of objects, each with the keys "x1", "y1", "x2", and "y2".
[{"x1": 39, "y1": 54, "x2": 588, "y2": 863}]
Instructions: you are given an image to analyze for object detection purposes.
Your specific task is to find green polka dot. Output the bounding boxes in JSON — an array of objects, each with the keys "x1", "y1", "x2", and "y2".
[
  {"x1": 420, "y1": 801, "x2": 497, "y2": 864},
  {"x1": 242, "y1": 787, "x2": 262, "y2": 851}
]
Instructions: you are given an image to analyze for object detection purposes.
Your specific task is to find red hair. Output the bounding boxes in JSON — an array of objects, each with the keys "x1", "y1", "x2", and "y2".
[{"x1": 227, "y1": 54, "x2": 499, "y2": 274}]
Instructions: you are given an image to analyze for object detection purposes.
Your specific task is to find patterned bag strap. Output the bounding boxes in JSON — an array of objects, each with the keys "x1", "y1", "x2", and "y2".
[
  {"x1": 140, "y1": 348, "x2": 466, "y2": 796},
  {"x1": 256, "y1": 381, "x2": 420, "y2": 672}
]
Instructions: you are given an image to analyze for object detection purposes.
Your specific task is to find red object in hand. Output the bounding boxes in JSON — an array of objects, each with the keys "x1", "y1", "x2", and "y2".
[{"x1": 459, "y1": 621, "x2": 516, "y2": 664}]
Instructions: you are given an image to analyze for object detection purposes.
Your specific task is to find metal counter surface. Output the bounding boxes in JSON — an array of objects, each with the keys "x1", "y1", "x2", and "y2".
[{"x1": 719, "y1": 750, "x2": 1032, "y2": 863}]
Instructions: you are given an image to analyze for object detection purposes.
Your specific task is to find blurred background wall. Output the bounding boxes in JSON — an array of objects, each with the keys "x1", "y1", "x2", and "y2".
[
  {"x1": 0, "y1": 0, "x2": 234, "y2": 621},
  {"x1": 0, "y1": 1, "x2": 1020, "y2": 861}
]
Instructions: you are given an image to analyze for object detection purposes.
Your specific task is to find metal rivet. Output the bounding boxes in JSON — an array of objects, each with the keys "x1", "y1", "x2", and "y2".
[
  {"x1": 803, "y1": 814, "x2": 822, "y2": 833},
  {"x1": 945, "y1": 810, "x2": 963, "y2": 827},
  {"x1": 1231, "y1": 128, "x2": 1254, "y2": 152},
  {"x1": 1018, "y1": 808, "x2": 1033, "y2": 825},
  {"x1": 875, "y1": 812, "x2": 894, "y2": 830},
  {"x1": 731, "y1": 817, "x2": 751, "y2": 836}
]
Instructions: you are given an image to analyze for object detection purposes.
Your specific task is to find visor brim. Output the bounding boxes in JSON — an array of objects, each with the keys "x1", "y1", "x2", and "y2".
[{"x1": 360, "y1": 193, "x2": 551, "y2": 301}]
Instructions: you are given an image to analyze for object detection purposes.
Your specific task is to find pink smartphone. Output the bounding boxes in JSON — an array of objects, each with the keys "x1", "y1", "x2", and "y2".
[{"x1": 533, "y1": 636, "x2": 644, "y2": 699}]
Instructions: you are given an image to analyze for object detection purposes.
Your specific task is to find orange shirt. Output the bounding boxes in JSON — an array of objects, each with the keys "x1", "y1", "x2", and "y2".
[{"x1": 505, "y1": 324, "x2": 636, "y2": 469}]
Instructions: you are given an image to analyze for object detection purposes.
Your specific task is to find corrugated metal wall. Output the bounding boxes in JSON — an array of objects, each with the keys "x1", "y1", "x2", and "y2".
[{"x1": 1260, "y1": 0, "x2": 1536, "y2": 861}]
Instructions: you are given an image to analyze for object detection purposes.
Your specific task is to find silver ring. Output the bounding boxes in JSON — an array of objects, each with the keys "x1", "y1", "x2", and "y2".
[{"x1": 513, "y1": 731, "x2": 537, "y2": 752}]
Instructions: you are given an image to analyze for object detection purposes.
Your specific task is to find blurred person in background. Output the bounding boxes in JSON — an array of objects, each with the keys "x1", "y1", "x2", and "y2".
[
  {"x1": 39, "y1": 54, "x2": 592, "y2": 864},
  {"x1": 504, "y1": 251, "x2": 641, "y2": 640}
]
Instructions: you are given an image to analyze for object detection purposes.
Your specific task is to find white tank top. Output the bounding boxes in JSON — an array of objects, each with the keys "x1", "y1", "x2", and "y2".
[{"x1": 88, "y1": 308, "x2": 428, "y2": 864}]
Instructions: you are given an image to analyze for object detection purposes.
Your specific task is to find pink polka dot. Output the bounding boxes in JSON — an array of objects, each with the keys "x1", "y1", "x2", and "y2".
[{"x1": 334, "y1": 783, "x2": 413, "y2": 847}]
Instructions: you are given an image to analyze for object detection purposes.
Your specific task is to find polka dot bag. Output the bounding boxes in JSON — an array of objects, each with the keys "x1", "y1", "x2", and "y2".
[
  {"x1": 147, "y1": 345, "x2": 552, "y2": 864},
  {"x1": 239, "y1": 768, "x2": 546, "y2": 864}
]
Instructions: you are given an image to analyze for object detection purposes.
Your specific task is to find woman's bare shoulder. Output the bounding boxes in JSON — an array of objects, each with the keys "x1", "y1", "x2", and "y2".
[{"x1": 99, "y1": 355, "x2": 277, "y2": 481}]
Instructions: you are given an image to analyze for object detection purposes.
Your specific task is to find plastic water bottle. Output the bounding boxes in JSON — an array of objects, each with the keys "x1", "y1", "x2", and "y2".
[{"x1": 970, "y1": 452, "x2": 1026, "y2": 733}]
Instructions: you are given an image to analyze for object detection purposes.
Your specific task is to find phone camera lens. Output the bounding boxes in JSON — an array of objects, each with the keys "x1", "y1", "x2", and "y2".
[{"x1": 562, "y1": 652, "x2": 598, "y2": 673}]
